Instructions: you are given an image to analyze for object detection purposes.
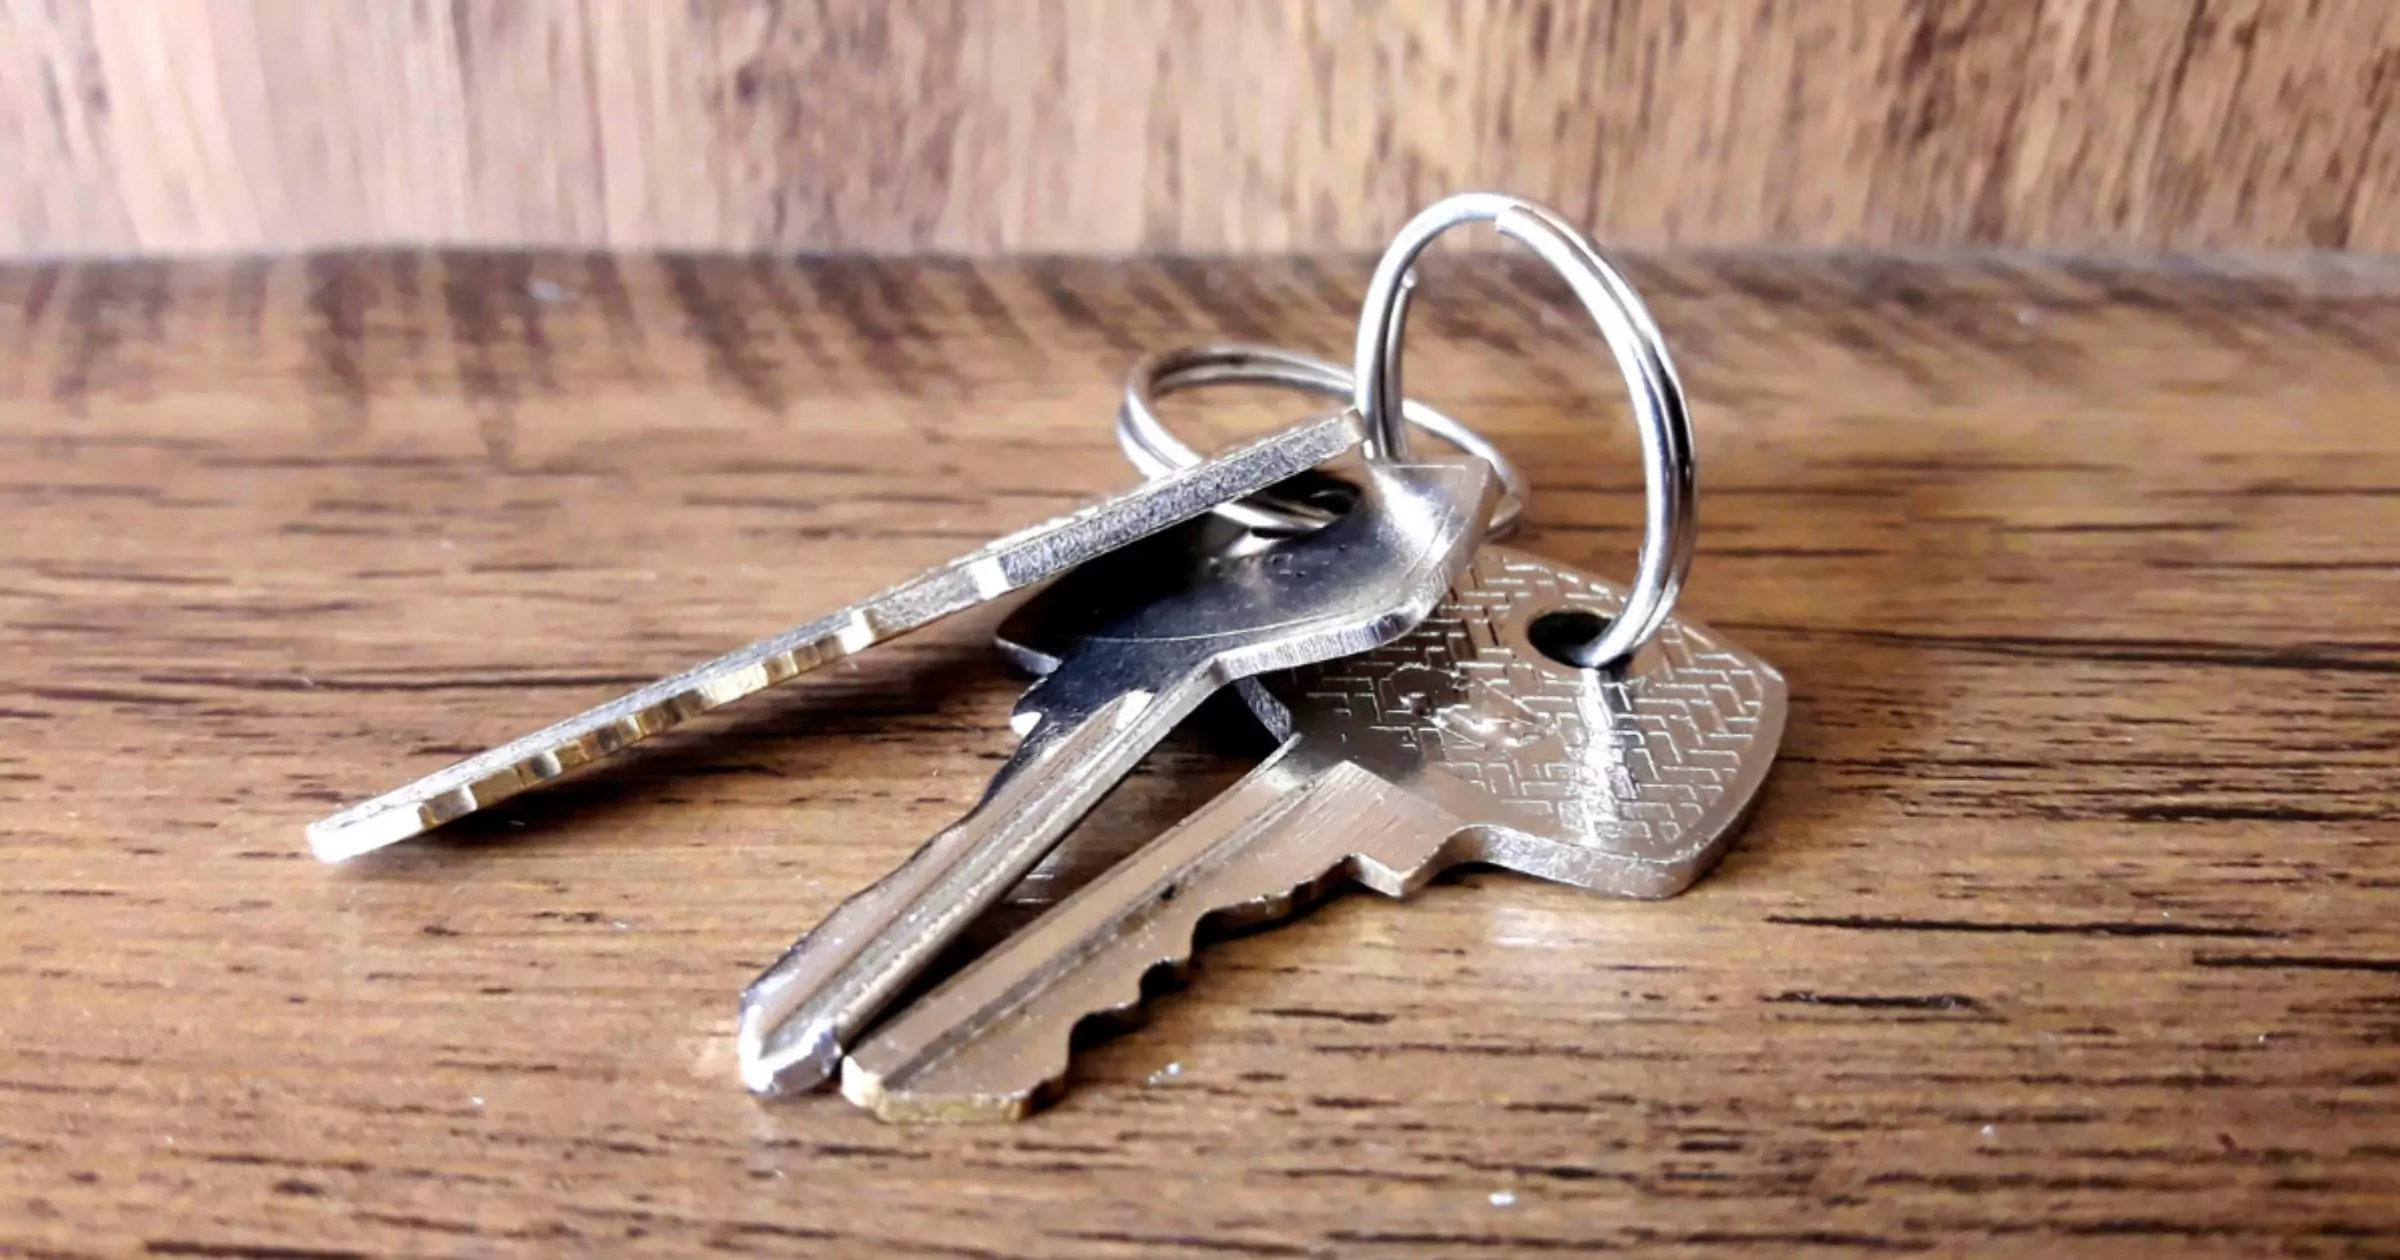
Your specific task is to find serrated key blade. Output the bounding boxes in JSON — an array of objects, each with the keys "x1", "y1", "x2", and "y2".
[
  {"x1": 307, "y1": 412, "x2": 1363, "y2": 861},
  {"x1": 841, "y1": 754, "x2": 1460, "y2": 1123}
]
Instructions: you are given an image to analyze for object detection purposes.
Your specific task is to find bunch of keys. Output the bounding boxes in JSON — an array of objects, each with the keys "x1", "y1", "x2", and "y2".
[{"x1": 310, "y1": 194, "x2": 1787, "y2": 1122}]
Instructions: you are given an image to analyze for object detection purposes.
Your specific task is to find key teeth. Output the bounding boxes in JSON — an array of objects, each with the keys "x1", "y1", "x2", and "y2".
[
  {"x1": 863, "y1": 954, "x2": 1161, "y2": 1124},
  {"x1": 858, "y1": 867, "x2": 1358, "y2": 1123},
  {"x1": 848, "y1": 922, "x2": 1192, "y2": 1124}
]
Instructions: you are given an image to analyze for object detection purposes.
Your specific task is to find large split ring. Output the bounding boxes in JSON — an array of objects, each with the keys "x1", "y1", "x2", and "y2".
[{"x1": 1353, "y1": 193, "x2": 1696, "y2": 668}]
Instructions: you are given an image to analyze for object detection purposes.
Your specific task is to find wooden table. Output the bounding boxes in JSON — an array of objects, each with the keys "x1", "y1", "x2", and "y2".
[{"x1": 3, "y1": 251, "x2": 2395, "y2": 1257}]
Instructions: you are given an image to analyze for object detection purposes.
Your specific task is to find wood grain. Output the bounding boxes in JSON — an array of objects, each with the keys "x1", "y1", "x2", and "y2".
[
  {"x1": 3, "y1": 246, "x2": 2399, "y2": 1256},
  {"x1": 6, "y1": 0, "x2": 2400, "y2": 258}
]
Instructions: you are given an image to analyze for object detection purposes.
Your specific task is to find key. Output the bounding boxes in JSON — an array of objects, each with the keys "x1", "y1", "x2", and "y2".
[
  {"x1": 736, "y1": 451, "x2": 1497, "y2": 1094},
  {"x1": 841, "y1": 545, "x2": 1785, "y2": 1122},
  {"x1": 305, "y1": 412, "x2": 1364, "y2": 862}
]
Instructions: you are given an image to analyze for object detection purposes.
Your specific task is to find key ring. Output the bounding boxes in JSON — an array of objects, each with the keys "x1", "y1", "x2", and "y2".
[
  {"x1": 1354, "y1": 193, "x2": 1696, "y2": 669},
  {"x1": 1117, "y1": 343, "x2": 1529, "y2": 539}
]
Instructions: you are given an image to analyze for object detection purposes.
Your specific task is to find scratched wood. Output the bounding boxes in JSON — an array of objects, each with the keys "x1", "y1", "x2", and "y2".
[
  {"x1": 6, "y1": 0, "x2": 2400, "y2": 258},
  {"x1": 1, "y1": 249, "x2": 2398, "y2": 1258}
]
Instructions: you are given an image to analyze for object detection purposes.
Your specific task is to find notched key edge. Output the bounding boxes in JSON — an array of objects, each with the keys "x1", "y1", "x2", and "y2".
[
  {"x1": 840, "y1": 759, "x2": 1455, "y2": 1124},
  {"x1": 303, "y1": 412, "x2": 1364, "y2": 862}
]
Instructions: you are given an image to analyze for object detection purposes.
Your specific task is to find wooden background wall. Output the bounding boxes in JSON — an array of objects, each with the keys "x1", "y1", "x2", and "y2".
[{"x1": 4, "y1": 0, "x2": 2397, "y2": 259}]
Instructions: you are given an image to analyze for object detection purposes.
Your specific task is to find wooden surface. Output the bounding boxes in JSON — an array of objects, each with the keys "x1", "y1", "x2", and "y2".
[
  {"x1": 8, "y1": 0, "x2": 2400, "y2": 258},
  {"x1": 3, "y1": 246, "x2": 2400, "y2": 1258}
]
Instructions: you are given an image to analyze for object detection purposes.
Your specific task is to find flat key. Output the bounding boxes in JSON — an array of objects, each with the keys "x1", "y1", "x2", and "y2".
[
  {"x1": 736, "y1": 452, "x2": 1497, "y2": 1094},
  {"x1": 842, "y1": 545, "x2": 1785, "y2": 1121},
  {"x1": 305, "y1": 413, "x2": 1363, "y2": 862}
]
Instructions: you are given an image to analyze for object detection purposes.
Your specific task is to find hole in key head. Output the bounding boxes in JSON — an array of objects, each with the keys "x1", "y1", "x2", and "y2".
[{"x1": 1528, "y1": 607, "x2": 1618, "y2": 670}]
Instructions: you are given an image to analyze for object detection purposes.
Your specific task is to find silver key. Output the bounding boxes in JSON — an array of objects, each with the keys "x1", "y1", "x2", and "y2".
[
  {"x1": 736, "y1": 452, "x2": 1497, "y2": 1094},
  {"x1": 842, "y1": 546, "x2": 1785, "y2": 1122},
  {"x1": 306, "y1": 413, "x2": 1364, "y2": 862}
]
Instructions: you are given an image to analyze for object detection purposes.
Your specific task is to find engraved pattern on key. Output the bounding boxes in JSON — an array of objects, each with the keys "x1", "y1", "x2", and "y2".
[
  {"x1": 305, "y1": 412, "x2": 1363, "y2": 862},
  {"x1": 1295, "y1": 546, "x2": 1778, "y2": 883},
  {"x1": 843, "y1": 546, "x2": 1784, "y2": 1121}
]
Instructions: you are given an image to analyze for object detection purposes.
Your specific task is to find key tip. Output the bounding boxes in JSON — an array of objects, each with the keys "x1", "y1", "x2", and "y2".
[
  {"x1": 840, "y1": 1056, "x2": 1040, "y2": 1124},
  {"x1": 735, "y1": 1004, "x2": 843, "y2": 1096},
  {"x1": 305, "y1": 806, "x2": 426, "y2": 863},
  {"x1": 836, "y1": 1056, "x2": 889, "y2": 1113}
]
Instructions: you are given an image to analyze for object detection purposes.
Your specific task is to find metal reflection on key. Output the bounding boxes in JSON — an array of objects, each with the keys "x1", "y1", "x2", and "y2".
[
  {"x1": 737, "y1": 451, "x2": 1497, "y2": 1095},
  {"x1": 305, "y1": 413, "x2": 1365, "y2": 862},
  {"x1": 842, "y1": 547, "x2": 1786, "y2": 1122}
]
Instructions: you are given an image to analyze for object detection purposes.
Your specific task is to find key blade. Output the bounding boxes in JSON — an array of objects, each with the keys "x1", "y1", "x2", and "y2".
[
  {"x1": 737, "y1": 454, "x2": 1497, "y2": 1096},
  {"x1": 842, "y1": 752, "x2": 1461, "y2": 1123},
  {"x1": 737, "y1": 685, "x2": 1166, "y2": 1095},
  {"x1": 305, "y1": 412, "x2": 1363, "y2": 862}
]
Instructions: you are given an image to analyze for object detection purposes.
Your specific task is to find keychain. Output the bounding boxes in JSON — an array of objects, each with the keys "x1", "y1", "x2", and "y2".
[{"x1": 310, "y1": 193, "x2": 1784, "y2": 1120}]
